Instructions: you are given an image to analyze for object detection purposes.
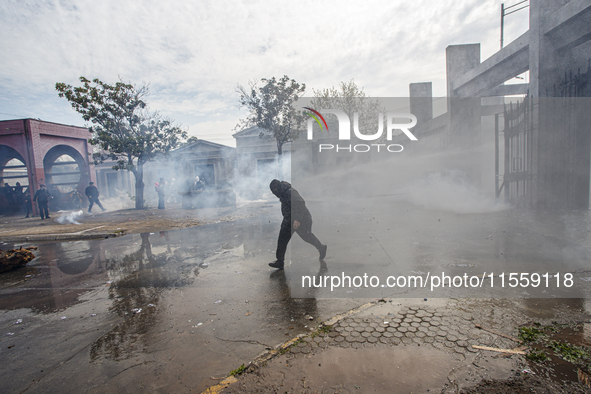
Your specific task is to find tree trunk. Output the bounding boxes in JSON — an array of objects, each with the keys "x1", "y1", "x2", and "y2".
[
  {"x1": 277, "y1": 141, "x2": 283, "y2": 179},
  {"x1": 134, "y1": 163, "x2": 145, "y2": 209}
]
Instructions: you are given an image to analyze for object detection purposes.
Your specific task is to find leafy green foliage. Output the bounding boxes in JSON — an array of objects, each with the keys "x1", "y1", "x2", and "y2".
[
  {"x1": 56, "y1": 77, "x2": 187, "y2": 208},
  {"x1": 548, "y1": 340, "x2": 591, "y2": 364},
  {"x1": 310, "y1": 79, "x2": 385, "y2": 139},
  {"x1": 229, "y1": 363, "x2": 247, "y2": 376},
  {"x1": 518, "y1": 326, "x2": 546, "y2": 343},
  {"x1": 526, "y1": 349, "x2": 548, "y2": 362},
  {"x1": 236, "y1": 75, "x2": 306, "y2": 155}
]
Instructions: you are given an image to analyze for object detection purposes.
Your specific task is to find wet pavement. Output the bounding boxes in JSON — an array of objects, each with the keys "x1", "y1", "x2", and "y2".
[
  {"x1": 1, "y1": 201, "x2": 591, "y2": 393},
  {"x1": 0, "y1": 209, "x2": 359, "y2": 393}
]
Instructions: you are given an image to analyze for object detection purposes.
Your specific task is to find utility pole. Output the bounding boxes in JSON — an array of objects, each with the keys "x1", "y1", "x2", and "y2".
[{"x1": 501, "y1": 0, "x2": 529, "y2": 49}]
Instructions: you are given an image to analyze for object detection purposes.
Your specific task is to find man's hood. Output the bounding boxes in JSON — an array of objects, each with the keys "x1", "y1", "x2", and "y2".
[{"x1": 270, "y1": 179, "x2": 291, "y2": 198}]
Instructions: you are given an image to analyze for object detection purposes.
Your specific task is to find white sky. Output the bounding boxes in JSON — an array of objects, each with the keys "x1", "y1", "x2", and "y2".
[{"x1": 0, "y1": 0, "x2": 529, "y2": 147}]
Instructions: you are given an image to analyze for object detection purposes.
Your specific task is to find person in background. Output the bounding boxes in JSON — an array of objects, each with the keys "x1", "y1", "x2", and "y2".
[
  {"x1": 85, "y1": 181, "x2": 106, "y2": 213},
  {"x1": 156, "y1": 177, "x2": 166, "y2": 209},
  {"x1": 33, "y1": 184, "x2": 51, "y2": 220},
  {"x1": 193, "y1": 176, "x2": 205, "y2": 191},
  {"x1": 3, "y1": 183, "x2": 14, "y2": 206},
  {"x1": 24, "y1": 189, "x2": 32, "y2": 218}
]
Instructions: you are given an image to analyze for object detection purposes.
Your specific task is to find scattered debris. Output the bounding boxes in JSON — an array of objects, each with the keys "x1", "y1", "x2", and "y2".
[
  {"x1": 214, "y1": 300, "x2": 222, "y2": 304},
  {"x1": 472, "y1": 345, "x2": 526, "y2": 355},
  {"x1": 131, "y1": 308, "x2": 142, "y2": 314},
  {"x1": 578, "y1": 368, "x2": 591, "y2": 388},
  {"x1": 60, "y1": 316, "x2": 67, "y2": 320},
  {"x1": 245, "y1": 312, "x2": 252, "y2": 316},
  {"x1": 90, "y1": 314, "x2": 96, "y2": 317},
  {"x1": 0, "y1": 246, "x2": 37, "y2": 273},
  {"x1": 13, "y1": 319, "x2": 22, "y2": 325},
  {"x1": 6, "y1": 332, "x2": 14, "y2": 336}
]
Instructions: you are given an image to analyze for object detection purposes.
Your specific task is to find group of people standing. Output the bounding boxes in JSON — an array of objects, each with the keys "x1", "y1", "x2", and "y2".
[{"x1": 0, "y1": 181, "x2": 107, "y2": 220}]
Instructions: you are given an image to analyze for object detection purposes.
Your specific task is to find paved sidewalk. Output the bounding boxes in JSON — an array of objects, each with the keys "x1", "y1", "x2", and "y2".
[{"x1": 209, "y1": 298, "x2": 591, "y2": 393}]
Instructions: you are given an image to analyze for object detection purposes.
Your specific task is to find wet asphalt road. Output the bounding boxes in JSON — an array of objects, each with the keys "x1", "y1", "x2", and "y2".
[
  {"x1": 0, "y1": 208, "x2": 360, "y2": 393},
  {"x1": 1, "y1": 202, "x2": 591, "y2": 392}
]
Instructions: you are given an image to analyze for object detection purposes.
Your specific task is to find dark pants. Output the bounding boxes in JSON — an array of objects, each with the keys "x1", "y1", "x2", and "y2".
[
  {"x1": 276, "y1": 218, "x2": 323, "y2": 263},
  {"x1": 38, "y1": 201, "x2": 49, "y2": 219},
  {"x1": 25, "y1": 201, "x2": 32, "y2": 217},
  {"x1": 88, "y1": 196, "x2": 104, "y2": 212},
  {"x1": 158, "y1": 193, "x2": 165, "y2": 209}
]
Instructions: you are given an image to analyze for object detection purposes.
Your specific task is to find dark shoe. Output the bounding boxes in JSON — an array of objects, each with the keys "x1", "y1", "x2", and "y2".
[
  {"x1": 46, "y1": 216, "x2": 50, "y2": 218},
  {"x1": 319, "y1": 244, "x2": 327, "y2": 260},
  {"x1": 41, "y1": 217, "x2": 44, "y2": 220},
  {"x1": 101, "y1": 208, "x2": 106, "y2": 212},
  {"x1": 268, "y1": 261, "x2": 284, "y2": 270},
  {"x1": 25, "y1": 215, "x2": 29, "y2": 218}
]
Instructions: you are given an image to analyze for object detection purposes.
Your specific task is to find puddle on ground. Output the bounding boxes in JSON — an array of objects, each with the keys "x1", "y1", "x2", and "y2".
[{"x1": 525, "y1": 322, "x2": 591, "y2": 388}]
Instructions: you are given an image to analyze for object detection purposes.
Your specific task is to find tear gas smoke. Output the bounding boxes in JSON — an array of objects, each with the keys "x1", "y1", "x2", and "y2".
[{"x1": 56, "y1": 210, "x2": 84, "y2": 224}]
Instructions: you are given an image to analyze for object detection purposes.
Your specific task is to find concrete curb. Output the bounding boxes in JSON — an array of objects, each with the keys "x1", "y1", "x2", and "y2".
[{"x1": 199, "y1": 300, "x2": 378, "y2": 394}]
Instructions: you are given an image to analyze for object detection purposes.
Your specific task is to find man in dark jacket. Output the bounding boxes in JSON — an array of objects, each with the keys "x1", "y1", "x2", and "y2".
[
  {"x1": 33, "y1": 184, "x2": 51, "y2": 220},
  {"x1": 269, "y1": 179, "x2": 327, "y2": 269},
  {"x1": 85, "y1": 182, "x2": 106, "y2": 213}
]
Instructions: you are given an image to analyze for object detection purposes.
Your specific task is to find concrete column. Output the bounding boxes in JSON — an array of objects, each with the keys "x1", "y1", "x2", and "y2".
[
  {"x1": 445, "y1": 44, "x2": 482, "y2": 148},
  {"x1": 445, "y1": 44, "x2": 483, "y2": 186},
  {"x1": 446, "y1": 44, "x2": 480, "y2": 97},
  {"x1": 409, "y1": 82, "x2": 433, "y2": 130}
]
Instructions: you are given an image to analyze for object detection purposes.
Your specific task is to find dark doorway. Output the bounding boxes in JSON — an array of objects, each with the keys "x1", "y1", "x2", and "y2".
[{"x1": 194, "y1": 164, "x2": 215, "y2": 189}]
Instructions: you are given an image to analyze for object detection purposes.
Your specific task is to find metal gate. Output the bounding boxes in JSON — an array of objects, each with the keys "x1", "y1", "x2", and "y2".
[{"x1": 496, "y1": 97, "x2": 533, "y2": 206}]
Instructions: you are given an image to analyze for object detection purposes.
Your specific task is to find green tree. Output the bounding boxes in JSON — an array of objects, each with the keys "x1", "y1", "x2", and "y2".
[
  {"x1": 236, "y1": 75, "x2": 306, "y2": 177},
  {"x1": 310, "y1": 79, "x2": 384, "y2": 139},
  {"x1": 56, "y1": 77, "x2": 187, "y2": 209}
]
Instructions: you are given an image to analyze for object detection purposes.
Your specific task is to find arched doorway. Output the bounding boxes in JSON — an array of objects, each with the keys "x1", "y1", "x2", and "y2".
[
  {"x1": 43, "y1": 145, "x2": 90, "y2": 210},
  {"x1": 0, "y1": 145, "x2": 29, "y2": 215}
]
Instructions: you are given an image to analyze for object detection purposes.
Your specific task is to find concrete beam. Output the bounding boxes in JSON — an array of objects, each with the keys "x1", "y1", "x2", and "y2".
[
  {"x1": 482, "y1": 83, "x2": 529, "y2": 97},
  {"x1": 451, "y1": 32, "x2": 530, "y2": 97},
  {"x1": 542, "y1": 0, "x2": 591, "y2": 52}
]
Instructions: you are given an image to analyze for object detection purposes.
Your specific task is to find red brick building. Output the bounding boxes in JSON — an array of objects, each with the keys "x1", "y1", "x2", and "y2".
[{"x1": 0, "y1": 119, "x2": 95, "y2": 215}]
